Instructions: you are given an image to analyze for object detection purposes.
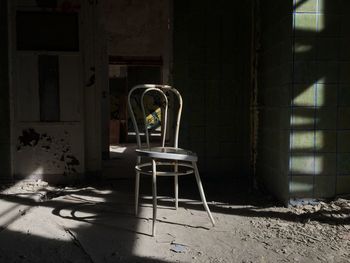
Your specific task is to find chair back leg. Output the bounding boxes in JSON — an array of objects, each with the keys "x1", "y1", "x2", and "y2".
[
  {"x1": 135, "y1": 171, "x2": 140, "y2": 215},
  {"x1": 152, "y1": 159, "x2": 157, "y2": 236},
  {"x1": 192, "y1": 161, "x2": 216, "y2": 226}
]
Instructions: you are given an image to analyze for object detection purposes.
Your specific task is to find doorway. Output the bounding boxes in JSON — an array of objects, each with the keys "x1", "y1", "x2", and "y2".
[{"x1": 103, "y1": 56, "x2": 163, "y2": 178}]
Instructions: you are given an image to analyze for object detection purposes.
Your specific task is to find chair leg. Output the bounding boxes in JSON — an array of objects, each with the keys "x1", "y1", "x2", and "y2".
[
  {"x1": 192, "y1": 161, "x2": 215, "y2": 226},
  {"x1": 135, "y1": 171, "x2": 140, "y2": 216},
  {"x1": 174, "y1": 162, "x2": 178, "y2": 210},
  {"x1": 152, "y1": 159, "x2": 157, "y2": 236},
  {"x1": 135, "y1": 156, "x2": 141, "y2": 216}
]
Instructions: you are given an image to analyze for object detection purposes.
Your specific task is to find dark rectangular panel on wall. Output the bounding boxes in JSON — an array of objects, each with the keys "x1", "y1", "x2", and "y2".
[
  {"x1": 16, "y1": 11, "x2": 79, "y2": 51},
  {"x1": 38, "y1": 55, "x2": 60, "y2": 122}
]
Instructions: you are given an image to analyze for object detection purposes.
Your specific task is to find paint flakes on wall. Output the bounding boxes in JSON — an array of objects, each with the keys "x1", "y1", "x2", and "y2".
[
  {"x1": 18, "y1": 128, "x2": 41, "y2": 148},
  {"x1": 17, "y1": 128, "x2": 80, "y2": 176}
]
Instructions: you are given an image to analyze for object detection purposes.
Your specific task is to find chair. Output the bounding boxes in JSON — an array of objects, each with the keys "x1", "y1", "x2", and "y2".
[{"x1": 128, "y1": 84, "x2": 215, "y2": 236}]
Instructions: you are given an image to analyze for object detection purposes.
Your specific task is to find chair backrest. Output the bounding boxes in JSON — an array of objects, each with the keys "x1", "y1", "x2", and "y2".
[{"x1": 127, "y1": 84, "x2": 183, "y2": 149}]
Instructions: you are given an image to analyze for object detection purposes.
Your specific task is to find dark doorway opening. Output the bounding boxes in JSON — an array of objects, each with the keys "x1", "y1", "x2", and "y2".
[{"x1": 104, "y1": 56, "x2": 163, "y2": 178}]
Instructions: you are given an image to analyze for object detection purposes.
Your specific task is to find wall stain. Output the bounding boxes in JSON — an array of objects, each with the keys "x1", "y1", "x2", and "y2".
[
  {"x1": 18, "y1": 128, "x2": 40, "y2": 148},
  {"x1": 17, "y1": 128, "x2": 80, "y2": 176}
]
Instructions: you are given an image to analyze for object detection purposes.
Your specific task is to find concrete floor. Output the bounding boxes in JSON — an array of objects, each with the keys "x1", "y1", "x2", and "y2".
[
  {"x1": 103, "y1": 144, "x2": 138, "y2": 179},
  {"x1": 0, "y1": 178, "x2": 349, "y2": 263}
]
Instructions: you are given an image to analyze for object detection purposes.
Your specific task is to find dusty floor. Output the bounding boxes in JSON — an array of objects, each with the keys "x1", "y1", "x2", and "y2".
[{"x1": 0, "y1": 178, "x2": 349, "y2": 263}]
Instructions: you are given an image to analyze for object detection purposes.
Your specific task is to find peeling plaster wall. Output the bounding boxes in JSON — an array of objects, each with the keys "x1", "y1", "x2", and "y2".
[
  {"x1": 0, "y1": 0, "x2": 11, "y2": 180},
  {"x1": 15, "y1": 126, "x2": 82, "y2": 179}
]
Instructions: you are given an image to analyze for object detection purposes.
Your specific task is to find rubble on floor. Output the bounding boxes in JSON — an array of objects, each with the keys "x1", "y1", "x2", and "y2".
[{"x1": 0, "y1": 180, "x2": 349, "y2": 263}]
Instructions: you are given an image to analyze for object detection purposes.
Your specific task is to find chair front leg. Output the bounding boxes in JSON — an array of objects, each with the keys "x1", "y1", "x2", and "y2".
[
  {"x1": 152, "y1": 159, "x2": 157, "y2": 236},
  {"x1": 135, "y1": 156, "x2": 141, "y2": 216},
  {"x1": 174, "y1": 161, "x2": 179, "y2": 210},
  {"x1": 192, "y1": 161, "x2": 215, "y2": 226}
]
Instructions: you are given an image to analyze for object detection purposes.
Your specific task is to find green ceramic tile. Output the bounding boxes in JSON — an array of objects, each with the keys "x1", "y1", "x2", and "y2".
[
  {"x1": 294, "y1": 37, "x2": 317, "y2": 61},
  {"x1": 295, "y1": 0, "x2": 317, "y2": 13},
  {"x1": 317, "y1": 15, "x2": 340, "y2": 36},
  {"x1": 319, "y1": 0, "x2": 347, "y2": 14},
  {"x1": 206, "y1": 141, "x2": 220, "y2": 158},
  {"x1": 265, "y1": 85, "x2": 291, "y2": 107},
  {"x1": 294, "y1": 14, "x2": 317, "y2": 34},
  {"x1": 317, "y1": 62, "x2": 338, "y2": 83},
  {"x1": 293, "y1": 61, "x2": 317, "y2": 83},
  {"x1": 290, "y1": 176, "x2": 314, "y2": 197},
  {"x1": 338, "y1": 86, "x2": 350, "y2": 106},
  {"x1": 314, "y1": 176, "x2": 336, "y2": 198},
  {"x1": 339, "y1": 38, "x2": 350, "y2": 60},
  {"x1": 316, "y1": 84, "x2": 337, "y2": 107},
  {"x1": 291, "y1": 107, "x2": 315, "y2": 129},
  {"x1": 315, "y1": 107, "x2": 337, "y2": 129},
  {"x1": 280, "y1": 63, "x2": 293, "y2": 85},
  {"x1": 293, "y1": 84, "x2": 316, "y2": 106},
  {"x1": 315, "y1": 153, "x2": 336, "y2": 176},
  {"x1": 338, "y1": 107, "x2": 350, "y2": 129},
  {"x1": 317, "y1": 38, "x2": 339, "y2": 60},
  {"x1": 315, "y1": 130, "x2": 336, "y2": 152},
  {"x1": 339, "y1": 62, "x2": 350, "y2": 83},
  {"x1": 340, "y1": 13, "x2": 350, "y2": 35},
  {"x1": 291, "y1": 130, "x2": 315, "y2": 152},
  {"x1": 291, "y1": 154, "x2": 314, "y2": 175},
  {"x1": 337, "y1": 153, "x2": 350, "y2": 175},
  {"x1": 336, "y1": 176, "x2": 350, "y2": 194},
  {"x1": 337, "y1": 131, "x2": 350, "y2": 152}
]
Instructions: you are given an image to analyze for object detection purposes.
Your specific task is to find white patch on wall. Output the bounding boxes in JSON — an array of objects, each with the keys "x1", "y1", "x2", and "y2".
[{"x1": 15, "y1": 124, "x2": 83, "y2": 177}]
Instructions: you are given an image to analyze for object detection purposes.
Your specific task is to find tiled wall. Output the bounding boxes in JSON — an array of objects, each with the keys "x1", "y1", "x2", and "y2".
[
  {"x1": 257, "y1": 1, "x2": 293, "y2": 203},
  {"x1": 259, "y1": 0, "x2": 350, "y2": 203},
  {"x1": 0, "y1": 0, "x2": 11, "y2": 180},
  {"x1": 173, "y1": 0, "x2": 252, "y2": 177},
  {"x1": 290, "y1": 0, "x2": 350, "y2": 199}
]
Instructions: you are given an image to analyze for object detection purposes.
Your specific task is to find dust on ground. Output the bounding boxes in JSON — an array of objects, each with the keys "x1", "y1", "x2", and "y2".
[{"x1": 0, "y1": 179, "x2": 349, "y2": 263}]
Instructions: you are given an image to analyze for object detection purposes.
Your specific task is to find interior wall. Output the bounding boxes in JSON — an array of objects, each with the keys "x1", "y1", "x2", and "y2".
[
  {"x1": 102, "y1": 0, "x2": 170, "y2": 58},
  {"x1": 289, "y1": 0, "x2": 350, "y2": 199},
  {"x1": 258, "y1": 0, "x2": 350, "y2": 203},
  {"x1": 0, "y1": 0, "x2": 11, "y2": 180},
  {"x1": 101, "y1": 0, "x2": 171, "y2": 83},
  {"x1": 173, "y1": 0, "x2": 252, "y2": 177},
  {"x1": 257, "y1": 1, "x2": 293, "y2": 203}
]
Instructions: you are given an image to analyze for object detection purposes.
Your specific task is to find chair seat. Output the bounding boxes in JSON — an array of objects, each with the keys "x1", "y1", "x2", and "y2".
[{"x1": 136, "y1": 147, "x2": 198, "y2": 162}]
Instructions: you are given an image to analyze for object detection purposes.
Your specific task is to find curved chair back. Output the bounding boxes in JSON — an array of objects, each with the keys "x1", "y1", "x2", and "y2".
[{"x1": 128, "y1": 84, "x2": 183, "y2": 149}]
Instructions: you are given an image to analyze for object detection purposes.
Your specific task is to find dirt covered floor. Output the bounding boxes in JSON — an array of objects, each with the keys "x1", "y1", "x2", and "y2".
[{"x1": 0, "y1": 178, "x2": 349, "y2": 263}]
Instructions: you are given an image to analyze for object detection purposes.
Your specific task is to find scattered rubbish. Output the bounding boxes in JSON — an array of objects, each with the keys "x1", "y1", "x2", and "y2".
[
  {"x1": 19, "y1": 209, "x2": 26, "y2": 216},
  {"x1": 170, "y1": 242, "x2": 187, "y2": 253}
]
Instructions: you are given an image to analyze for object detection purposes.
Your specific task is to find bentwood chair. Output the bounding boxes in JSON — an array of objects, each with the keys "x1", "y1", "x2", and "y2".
[{"x1": 128, "y1": 84, "x2": 215, "y2": 236}]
